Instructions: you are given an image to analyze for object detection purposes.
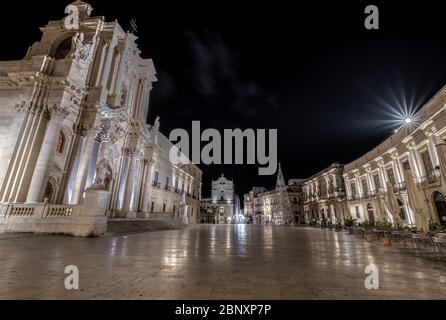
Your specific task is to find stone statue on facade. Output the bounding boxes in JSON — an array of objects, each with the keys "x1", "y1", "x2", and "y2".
[
  {"x1": 71, "y1": 25, "x2": 99, "y2": 64},
  {"x1": 150, "y1": 116, "x2": 160, "y2": 144},
  {"x1": 93, "y1": 158, "x2": 110, "y2": 189}
]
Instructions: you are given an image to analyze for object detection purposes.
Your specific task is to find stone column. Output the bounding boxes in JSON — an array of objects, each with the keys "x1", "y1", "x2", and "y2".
[
  {"x1": 378, "y1": 165, "x2": 387, "y2": 191},
  {"x1": 427, "y1": 134, "x2": 440, "y2": 168},
  {"x1": 99, "y1": 39, "x2": 117, "y2": 89},
  {"x1": 112, "y1": 50, "x2": 125, "y2": 96},
  {"x1": 0, "y1": 104, "x2": 30, "y2": 202},
  {"x1": 415, "y1": 149, "x2": 427, "y2": 178},
  {"x1": 26, "y1": 106, "x2": 68, "y2": 203},
  {"x1": 392, "y1": 156, "x2": 403, "y2": 183},
  {"x1": 70, "y1": 128, "x2": 96, "y2": 205},
  {"x1": 367, "y1": 171, "x2": 375, "y2": 192},
  {"x1": 142, "y1": 161, "x2": 155, "y2": 212},
  {"x1": 122, "y1": 151, "x2": 142, "y2": 215},
  {"x1": 408, "y1": 148, "x2": 422, "y2": 180},
  {"x1": 355, "y1": 176, "x2": 362, "y2": 197},
  {"x1": 343, "y1": 176, "x2": 350, "y2": 197}
]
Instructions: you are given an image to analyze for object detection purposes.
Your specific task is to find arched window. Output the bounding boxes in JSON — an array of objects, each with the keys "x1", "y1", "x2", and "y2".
[
  {"x1": 56, "y1": 131, "x2": 65, "y2": 154},
  {"x1": 433, "y1": 191, "x2": 446, "y2": 225}
]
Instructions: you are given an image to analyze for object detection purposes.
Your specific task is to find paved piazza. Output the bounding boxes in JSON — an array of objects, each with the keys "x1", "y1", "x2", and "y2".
[{"x1": 0, "y1": 225, "x2": 445, "y2": 300}]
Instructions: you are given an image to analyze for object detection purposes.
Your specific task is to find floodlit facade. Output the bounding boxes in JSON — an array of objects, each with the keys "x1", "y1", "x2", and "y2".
[
  {"x1": 342, "y1": 86, "x2": 446, "y2": 230},
  {"x1": 200, "y1": 174, "x2": 240, "y2": 224},
  {"x1": 302, "y1": 163, "x2": 348, "y2": 225},
  {"x1": 250, "y1": 165, "x2": 305, "y2": 225},
  {"x1": 0, "y1": 1, "x2": 201, "y2": 236},
  {"x1": 244, "y1": 191, "x2": 254, "y2": 222}
]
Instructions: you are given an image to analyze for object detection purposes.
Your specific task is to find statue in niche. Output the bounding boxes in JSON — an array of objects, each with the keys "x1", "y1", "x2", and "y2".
[{"x1": 93, "y1": 158, "x2": 111, "y2": 189}]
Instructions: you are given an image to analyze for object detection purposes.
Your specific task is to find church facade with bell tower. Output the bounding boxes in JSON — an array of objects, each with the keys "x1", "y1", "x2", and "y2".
[{"x1": 0, "y1": 1, "x2": 202, "y2": 236}]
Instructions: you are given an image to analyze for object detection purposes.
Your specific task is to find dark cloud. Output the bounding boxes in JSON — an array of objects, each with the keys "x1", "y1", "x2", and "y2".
[
  {"x1": 184, "y1": 30, "x2": 278, "y2": 126},
  {"x1": 153, "y1": 69, "x2": 177, "y2": 102}
]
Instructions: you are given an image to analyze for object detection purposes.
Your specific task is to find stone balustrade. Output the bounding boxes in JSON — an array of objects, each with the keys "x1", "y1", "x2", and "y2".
[
  {"x1": 0, "y1": 188, "x2": 109, "y2": 237},
  {"x1": 2, "y1": 203, "x2": 82, "y2": 219}
]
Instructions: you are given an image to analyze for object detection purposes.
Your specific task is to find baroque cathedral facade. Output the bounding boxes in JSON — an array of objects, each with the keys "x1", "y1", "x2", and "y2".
[
  {"x1": 0, "y1": 1, "x2": 201, "y2": 236},
  {"x1": 200, "y1": 175, "x2": 241, "y2": 224}
]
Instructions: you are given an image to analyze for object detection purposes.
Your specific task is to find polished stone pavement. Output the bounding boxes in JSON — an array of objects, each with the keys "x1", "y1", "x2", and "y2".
[{"x1": 0, "y1": 225, "x2": 445, "y2": 299}]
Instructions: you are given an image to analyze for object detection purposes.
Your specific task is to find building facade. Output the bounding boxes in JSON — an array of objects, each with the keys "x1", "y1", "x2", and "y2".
[
  {"x1": 302, "y1": 163, "x2": 348, "y2": 225},
  {"x1": 251, "y1": 187, "x2": 268, "y2": 224},
  {"x1": 250, "y1": 165, "x2": 304, "y2": 225},
  {"x1": 0, "y1": 1, "x2": 201, "y2": 236},
  {"x1": 200, "y1": 174, "x2": 240, "y2": 224},
  {"x1": 244, "y1": 191, "x2": 254, "y2": 223},
  {"x1": 142, "y1": 132, "x2": 202, "y2": 224},
  {"x1": 342, "y1": 86, "x2": 446, "y2": 230}
]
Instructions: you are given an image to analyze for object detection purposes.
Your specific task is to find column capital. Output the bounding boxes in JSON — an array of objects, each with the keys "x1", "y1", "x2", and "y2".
[
  {"x1": 47, "y1": 105, "x2": 69, "y2": 120},
  {"x1": 15, "y1": 101, "x2": 46, "y2": 115},
  {"x1": 14, "y1": 100, "x2": 30, "y2": 113},
  {"x1": 94, "y1": 121, "x2": 112, "y2": 142}
]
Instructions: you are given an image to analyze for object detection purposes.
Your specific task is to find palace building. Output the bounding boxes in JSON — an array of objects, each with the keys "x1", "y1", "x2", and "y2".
[
  {"x1": 301, "y1": 86, "x2": 446, "y2": 230},
  {"x1": 249, "y1": 165, "x2": 305, "y2": 225},
  {"x1": 249, "y1": 83, "x2": 446, "y2": 230},
  {"x1": 0, "y1": 1, "x2": 201, "y2": 236},
  {"x1": 302, "y1": 163, "x2": 348, "y2": 225},
  {"x1": 342, "y1": 86, "x2": 446, "y2": 230}
]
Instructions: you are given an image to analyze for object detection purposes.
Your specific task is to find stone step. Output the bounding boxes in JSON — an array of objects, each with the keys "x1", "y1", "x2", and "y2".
[{"x1": 105, "y1": 219, "x2": 186, "y2": 235}]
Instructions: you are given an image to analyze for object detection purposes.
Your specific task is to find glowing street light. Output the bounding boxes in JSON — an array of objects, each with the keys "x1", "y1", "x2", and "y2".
[{"x1": 368, "y1": 82, "x2": 430, "y2": 134}]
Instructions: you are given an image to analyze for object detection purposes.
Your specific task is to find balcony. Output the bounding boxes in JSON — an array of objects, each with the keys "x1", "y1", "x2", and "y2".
[
  {"x1": 417, "y1": 171, "x2": 440, "y2": 187},
  {"x1": 347, "y1": 194, "x2": 360, "y2": 201},
  {"x1": 393, "y1": 182, "x2": 406, "y2": 192}
]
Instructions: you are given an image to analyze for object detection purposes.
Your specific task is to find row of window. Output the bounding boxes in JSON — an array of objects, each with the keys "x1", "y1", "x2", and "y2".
[
  {"x1": 151, "y1": 172, "x2": 198, "y2": 197},
  {"x1": 148, "y1": 201, "x2": 196, "y2": 216},
  {"x1": 350, "y1": 150, "x2": 435, "y2": 197}
]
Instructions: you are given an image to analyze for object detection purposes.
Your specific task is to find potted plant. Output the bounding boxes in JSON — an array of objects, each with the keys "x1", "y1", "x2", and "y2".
[
  {"x1": 429, "y1": 223, "x2": 440, "y2": 232},
  {"x1": 383, "y1": 228, "x2": 392, "y2": 246},
  {"x1": 363, "y1": 221, "x2": 376, "y2": 242},
  {"x1": 344, "y1": 218, "x2": 357, "y2": 234}
]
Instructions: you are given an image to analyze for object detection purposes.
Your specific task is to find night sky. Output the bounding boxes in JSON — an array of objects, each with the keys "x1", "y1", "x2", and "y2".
[{"x1": 2, "y1": 0, "x2": 446, "y2": 199}]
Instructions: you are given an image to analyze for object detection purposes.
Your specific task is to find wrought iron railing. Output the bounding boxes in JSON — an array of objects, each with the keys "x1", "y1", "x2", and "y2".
[
  {"x1": 417, "y1": 171, "x2": 440, "y2": 186},
  {"x1": 393, "y1": 182, "x2": 406, "y2": 192}
]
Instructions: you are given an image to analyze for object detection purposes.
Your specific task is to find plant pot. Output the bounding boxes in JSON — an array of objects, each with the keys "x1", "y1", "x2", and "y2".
[{"x1": 383, "y1": 237, "x2": 391, "y2": 246}]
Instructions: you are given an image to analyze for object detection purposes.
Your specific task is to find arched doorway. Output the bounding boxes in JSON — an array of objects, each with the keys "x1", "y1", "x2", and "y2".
[
  {"x1": 397, "y1": 199, "x2": 407, "y2": 222},
  {"x1": 433, "y1": 191, "x2": 446, "y2": 225},
  {"x1": 367, "y1": 203, "x2": 375, "y2": 223},
  {"x1": 218, "y1": 207, "x2": 225, "y2": 224}
]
